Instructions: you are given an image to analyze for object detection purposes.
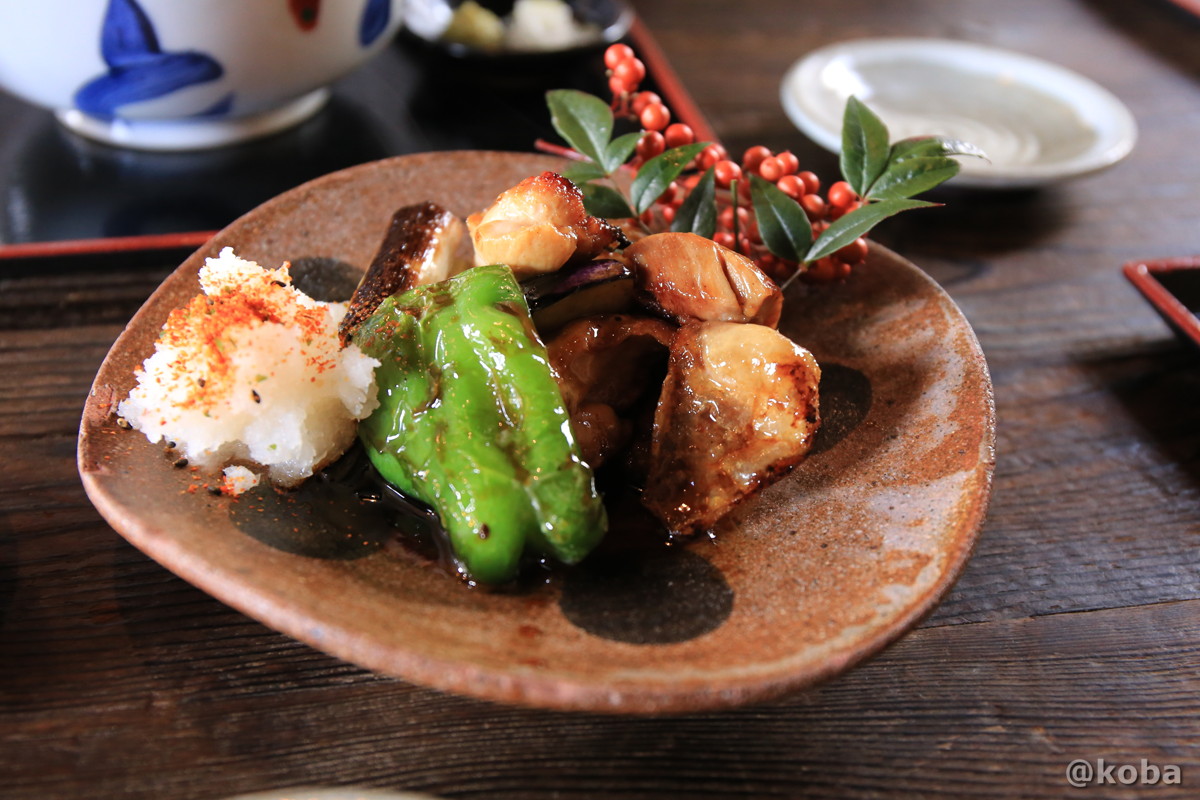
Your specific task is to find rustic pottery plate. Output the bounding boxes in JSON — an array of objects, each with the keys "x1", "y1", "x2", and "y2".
[
  {"x1": 78, "y1": 151, "x2": 995, "y2": 714},
  {"x1": 781, "y1": 37, "x2": 1138, "y2": 188}
]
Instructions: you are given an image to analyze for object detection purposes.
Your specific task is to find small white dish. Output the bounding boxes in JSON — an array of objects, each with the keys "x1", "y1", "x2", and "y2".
[{"x1": 780, "y1": 37, "x2": 1138, "y2": 188}]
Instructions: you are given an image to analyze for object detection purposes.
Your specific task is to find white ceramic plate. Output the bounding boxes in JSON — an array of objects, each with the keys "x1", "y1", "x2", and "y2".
[{"x1": 780, "y1": 37, "x2": 1138, "y2": 188}]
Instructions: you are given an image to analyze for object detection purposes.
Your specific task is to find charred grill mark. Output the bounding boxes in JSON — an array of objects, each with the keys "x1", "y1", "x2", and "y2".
[{"x1": 340, "y1": 203, "x2": 454, "y2": 344}]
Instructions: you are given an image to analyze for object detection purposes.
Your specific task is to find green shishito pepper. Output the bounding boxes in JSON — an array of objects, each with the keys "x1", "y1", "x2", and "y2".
[{"x1": 352, "y1": 264, "x2": 607, "y2": 584}]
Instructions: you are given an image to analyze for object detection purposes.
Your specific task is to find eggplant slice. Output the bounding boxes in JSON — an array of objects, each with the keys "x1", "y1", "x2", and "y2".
[
  {"x1": 522, "y1": 258, "x2": 636, "y2": 332},
  {"x1": 339, "y1": 202, "x2": 469, "y2": 343}
]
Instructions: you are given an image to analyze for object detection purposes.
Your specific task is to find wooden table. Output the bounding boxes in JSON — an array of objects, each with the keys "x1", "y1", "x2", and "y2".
[{"x1": 3, "y1": 0, "x2": 1199, "y2": 796}]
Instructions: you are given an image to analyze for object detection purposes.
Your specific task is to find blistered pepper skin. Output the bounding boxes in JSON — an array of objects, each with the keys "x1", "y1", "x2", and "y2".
[{"x1": 353, "y1": 264, "x2": 607, "y2": 584}]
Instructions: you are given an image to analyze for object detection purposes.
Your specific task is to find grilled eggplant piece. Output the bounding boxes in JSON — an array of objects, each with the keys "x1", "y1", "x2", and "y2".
[
  {"x1": 339, "y1": 202, "x2": 469, "y2": 343},
  {"x1": 545, "y1": 313, "x2": 675, "y2": 469},
  {"x1": 625, "y1": 232, "x2": 783, "y2": 328},
  {"x1": 522, "y1": 258, "x2": 635, "y2": 332},
  {"x1": 642, "y1": 320, "x2": 821, "y2": 536}
]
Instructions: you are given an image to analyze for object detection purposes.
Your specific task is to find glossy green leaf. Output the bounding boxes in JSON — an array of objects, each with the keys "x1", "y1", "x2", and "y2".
[
  {"x1": 805, "y1": 198, "x2": 935, "y2": 263},
  {"x1": 867, "y1": 156, "x2": 960, "y2": 200},
  {"x1": 840, "y1": 96, "x2": 891, "y2": 197},
  {"x1": 605, "y1": 132, "x2": 642, "y2": 173},
  {"x1": 890, "y1": 136, "x2": 988, "y2": 162},
  {"x1": 546, "y1": 89, "x2": 613, "y2": 168},
  {"x1": 671, "y1": 166, "x2": 717, "y2": 237},
  {"x1": 864, "y1": 135, "x2": 987, "y2": 199},
  {"x1": 629, "y1": 142, "x2": 708, "y2": 214},
  {"x1": 579, "y1": 182, "x2": 635, "y2": 219},
  {"x1": 750, "y1": 173, "x2": 812, "y2": 263}
]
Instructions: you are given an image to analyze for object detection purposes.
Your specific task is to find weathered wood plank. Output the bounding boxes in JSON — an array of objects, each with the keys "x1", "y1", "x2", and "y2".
[
  {"x1": 3, "y1": 593, "x2": 1197, "y2": 799},
  {"x1": 3, "y1": 0, "x2": 1200, "y2": 795}
]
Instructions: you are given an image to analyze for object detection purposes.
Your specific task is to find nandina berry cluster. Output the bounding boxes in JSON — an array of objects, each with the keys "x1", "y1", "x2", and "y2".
[{"x1": 603, "y1": 43, "x2": 867, "y2": 283}]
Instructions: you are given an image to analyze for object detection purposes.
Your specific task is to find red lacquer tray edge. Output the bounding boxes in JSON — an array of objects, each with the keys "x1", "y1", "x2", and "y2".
[{"x1": 1123, "y1": 256, "x2": 1200, "y2": 347}]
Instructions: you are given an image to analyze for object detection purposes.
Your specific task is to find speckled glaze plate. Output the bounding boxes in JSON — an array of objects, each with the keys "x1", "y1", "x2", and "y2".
[{"x1": 78, "y1": 151, "x2": 995, "y2": 714}]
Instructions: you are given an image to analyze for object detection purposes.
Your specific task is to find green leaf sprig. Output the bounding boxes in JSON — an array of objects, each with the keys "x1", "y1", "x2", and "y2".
[
  {"x1": 548, "y1": 89, "x2": 712, "y2": 230},
  {"x1": 547, "y1": 88, "x2": 983, "y2": 284},
  {"x1": 774, "y1": 97, "x2": 984, "y2": 275}
]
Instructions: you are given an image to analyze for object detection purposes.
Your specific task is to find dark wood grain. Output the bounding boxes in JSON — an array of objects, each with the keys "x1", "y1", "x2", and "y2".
[{"x1": 3, "y1": 0, "x2": 1200, "y2": 796}]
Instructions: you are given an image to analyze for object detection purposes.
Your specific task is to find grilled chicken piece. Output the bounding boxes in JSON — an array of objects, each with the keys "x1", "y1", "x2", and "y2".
[
  {"x1": 625, "y1": 232, "x2": 783, "y2": 328},
  {"x1": 545, "y1": 314, "x2": 675, "y2": 469},
  {"x1": 642, "y1": 320, "x2": 820, "y2": 536},
  {"x1": 339, "y1": 202, "x2": 469, "y2": 343},
  {"x1": 467, "y1": 171, "x2": 626, "y2": 279}
]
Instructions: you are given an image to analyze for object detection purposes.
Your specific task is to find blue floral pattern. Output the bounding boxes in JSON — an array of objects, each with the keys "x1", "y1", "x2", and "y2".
[
  {"x1": 75, "y1": 0, "x2": 228, "y2": 119},
  {"x1": 358, "y1": 0, "x2": 392, "y2": 47}
]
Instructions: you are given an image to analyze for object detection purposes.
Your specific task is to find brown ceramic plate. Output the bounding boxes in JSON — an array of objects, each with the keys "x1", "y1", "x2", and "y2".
[{"x1": 78, "y1": 151, "x2": 995, "y2": 714}]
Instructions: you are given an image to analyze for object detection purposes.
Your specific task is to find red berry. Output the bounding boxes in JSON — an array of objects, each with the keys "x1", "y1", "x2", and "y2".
[
  {"x1": 699, "y1": 143, "x2": 727, "y2": 170},
  {"x1": 714, "y1": 231, "x2": 736, "y2": 249},
  {"x1": 660, "y1": 205, "x2": 676, "y2": 225},
  {"x1": 738, "y1": 178, "x2": 754, "y2": 203},
  {"x1": 801, "y1": 193, "x2": 826, "y2": 219},
  {"x1": 806, "y1": 257, "x2": 840, "y2": 282},
  {"x1": 759, "y1": 156, "x2": 784, "y2": 182},
  {"x1": 797, "y1": 170, "x2": 820, "y2": 195},
  {"x1": 640, "y1": 102, "x2": 670, "y2": 132},
  {"x1": 742, "y1": 145, "x2": 772, "y2": 173},
  {"x1": 612, "y1": 57, "x2": 646, "y2": 88},
  {"x1": 664, "y1": 123, "x2": 695, "y2": 149},
  {"x1": 715, "y1": 205, "x2": 744, "y2": 230},
  {"x1": 829, "y1": 200, "x2": 860, "y2": 220},
  {"x1": 609, "y1": 75, "x2": 634, "y2": 97},
  {"x1": 837, "y1": 237, "x2": 869, "y2": 265},
  {"x1": 775, "y1": 150, "x2": 799, "y2": 175},
  {"x1": 714, "y1": 159, "x2": 742, "y2": 188},
  {"x1": 631, "y1": 91, "x2": 661, "y2": 115},
  {"x1": 776, "y1": 174, "x2": 806, "y2": 199},
  {"x1": 604, "y1": 44, "x2": 635, "y2": 70},
  {"x1": 636, "y1": 130, "x2": 665, "y2": 161},
  {"x1": 828, "y1": 180, "x2": 857, "y2": 209},
  {"x1": 718, "y1": 205, "x2": 736, "y2": 230},
  {"x1": 743, "y1": 214, "x2": 760, "y2": 241}
]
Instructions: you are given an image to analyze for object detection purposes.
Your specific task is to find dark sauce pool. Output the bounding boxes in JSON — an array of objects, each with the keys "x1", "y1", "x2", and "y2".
[
  {"x1": 226, "y1": 441, "x2": 736, "y2": 643},
  {"x1": 224, "y1": 359, "x2": 872, "y2": 644}
]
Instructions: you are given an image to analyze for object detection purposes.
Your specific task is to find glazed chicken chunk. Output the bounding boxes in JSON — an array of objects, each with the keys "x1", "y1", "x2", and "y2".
[
  {"x1": 642, "y1": 320, "x2": 821, "y2": 536},
  {"x1": 625, "y1": 232, "x2": 783, "y2": 328},
  {"x1": 466, "y1": 171, "x2": 626, "y2": 279}
]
